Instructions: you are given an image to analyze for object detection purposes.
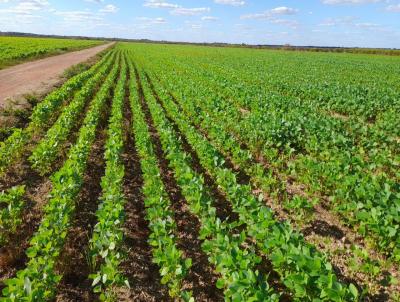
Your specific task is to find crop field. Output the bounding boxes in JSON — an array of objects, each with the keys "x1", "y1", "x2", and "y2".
[
  {"x1": 0, "y1": 36, "x2": 103, "y2": 69},
  {"x1": 0, "y1": 42, "x2": 399, "y2": 301}
]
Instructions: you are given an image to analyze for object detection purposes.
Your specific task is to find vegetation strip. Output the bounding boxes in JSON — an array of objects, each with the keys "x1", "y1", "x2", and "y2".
[
  {"x1": 1, "y1": 54, "x2": 120, "y2": 301},
  {"x1": 128, "y1": 60, "x2": 193, "y2": 301},
  {"x1": 88, "y1": 54, "x2": 128, "y2": 301},
  {"x1": 149, "y1": 71, "x2": 393, "y2": 296},
  {"x1": 0, "y1": 185, "x2": 25, "y2": 245}
]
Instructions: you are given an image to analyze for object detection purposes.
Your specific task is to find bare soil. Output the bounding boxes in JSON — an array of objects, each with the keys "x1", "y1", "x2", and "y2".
[{"x1": 0, "y1": 43, "x2": 114, "y2": 108}]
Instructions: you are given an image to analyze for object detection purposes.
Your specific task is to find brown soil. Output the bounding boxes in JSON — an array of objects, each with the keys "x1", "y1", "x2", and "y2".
[
  {"x1": 0, "y1": 43, "x2": 114, "y2": 108},
  {"x1": 329, "y1": 111, "x2": 350, "y2": 122}
]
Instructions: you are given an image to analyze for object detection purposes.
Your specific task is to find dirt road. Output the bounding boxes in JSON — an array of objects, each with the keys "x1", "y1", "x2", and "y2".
[{"x1": 0, "y1": 43, "x2": 113, "y2": 108}]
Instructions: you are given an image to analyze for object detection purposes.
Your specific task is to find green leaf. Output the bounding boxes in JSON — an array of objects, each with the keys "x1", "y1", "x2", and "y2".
[
  {"x1": 175, "y1": 266, "x2": 183, "y2": 275},
  {"x1": 216, "y1": 278, "x2": 225, "y2": 289},
  {"x1": 92, "y1": 275, "x2": 101, "y2": 286},
  {"x1": 184, "y1": 258, "x2": 192, "y2": 269},
  {"x1": 26, "y1": 248, "x2": 37, "y2": 258},
  {"x1": 349, "y1": 284, "x2": 358, "y2": 299},
  {"x1": 23, "y1": 277, "x2": 32, "y2": 295}
]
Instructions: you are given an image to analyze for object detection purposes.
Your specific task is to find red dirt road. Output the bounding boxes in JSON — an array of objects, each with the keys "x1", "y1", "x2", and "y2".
[{"x1": 0, "y1": 43, "x2": 114, "y2": 108}]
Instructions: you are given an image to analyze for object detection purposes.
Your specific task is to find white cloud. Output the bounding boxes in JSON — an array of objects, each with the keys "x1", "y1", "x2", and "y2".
[
  {"x1": 84, "y1": 0, "x2": 104, "y2": 3},
  {"x1": 318, "y1": 16, "x2": 385, "y2": 32},
  {"x1": 270, "y1": 7, "x2": 298, "y2": 15},
  {"x1": 170, "y1": 7, "x2": 210, "y2": 16},
  {"x1": 0, "y1": 14, "x2": 42, "y2": 25},
  {"x1": 234, "y1": 23, "x2": 253, "y2": 30},
  {"x1": 322, "y1": 0, "x2": 381, "y2": 4},
  {"x1": 241, "y1": 6, "x2": 298, "y2": 20},
  {"x1": 54, "y1": 10, "x2": 103, "y2": 22},
  {"x1": 191, "y1": 24, "x2": 202, "y2": 29},
  {"x1": 214, "y1": 0, "x2": 245, "y2": 6},
  {"x1": 355, "y1": 22, "x2": 379, "y2": 28},
  {"x1": 202, "y1": 16, "x2": 218, "y2": 21},
  {"x1": 0, "y1": 0, "x2": 49, "y2": 16},
  {"x1": 137, "y1": 17, "x2": 167, "y2": 24},
  {"x1": 319, "y1": 16, "x2": 358, "y2": 26},
  {"x1": 184, "y1": 20, "x2": 203, "y2": 30},
  {"x1": 270, "y1": 19, "x2": 299, "y2": 27},
  {"x1": 386, "y1": 4, "x2": 400, "y2": 12},
  {"x1": 99, "y1": 4, "x2": 118, "y2": 13},
  {"x1": 144, "y1": 0, "x2": 210, "y2": 16},
  {"x1": 240, "y1": 6, "x2": 299, "y2": 29},
  {"x1": 15, "y1": 0, "x2": 49, "y2": 13},
  {"x1": 143, "y1": 0, "x2": 179, "y2": 9}
]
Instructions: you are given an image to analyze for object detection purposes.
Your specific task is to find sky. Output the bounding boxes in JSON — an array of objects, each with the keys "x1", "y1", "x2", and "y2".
[{"x1": 0, "y1": 0, "x2": 400, "y2": 48}]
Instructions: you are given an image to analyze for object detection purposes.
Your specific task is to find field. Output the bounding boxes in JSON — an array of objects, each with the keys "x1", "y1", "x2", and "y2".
[
  {"x1": 0, "y1": 36, "x2": 103, "y2": 69},
  {"x1": 0, "y1": 42, "x2": 399, "y2": 301}
]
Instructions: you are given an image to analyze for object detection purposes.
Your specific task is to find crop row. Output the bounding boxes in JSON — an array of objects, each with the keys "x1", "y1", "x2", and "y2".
[
  {"x1": 89, "y1": 54, "x2": 128, "y2": 301},
  {"x1": 1, "y1": 54, "x2": 121, "y2": 301},
  {"x1": 0, "y1": 185, "x2": 25, "y2": 245}
]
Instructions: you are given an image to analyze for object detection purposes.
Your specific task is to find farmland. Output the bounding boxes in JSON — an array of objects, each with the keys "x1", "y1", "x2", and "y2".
[
  {"x1": 0, "y1": 41, "x2": 399, "y2": 301},
  {"x1": 0, "y1": 36, "x2": 103, "y2": 69}
]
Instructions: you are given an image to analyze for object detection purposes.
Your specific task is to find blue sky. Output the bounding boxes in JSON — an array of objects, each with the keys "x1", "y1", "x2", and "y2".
[{"x1": 0, "y1": 0, "x2": 400, "y2": 48}]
